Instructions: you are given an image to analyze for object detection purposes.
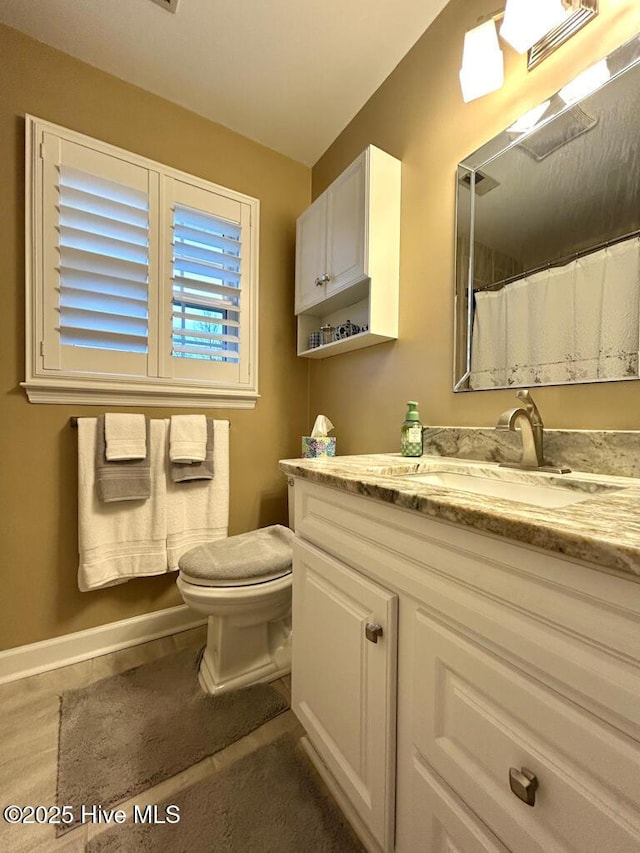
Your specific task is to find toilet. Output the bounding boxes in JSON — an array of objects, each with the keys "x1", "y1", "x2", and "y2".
[{"x1": 176, "y1": 524, "x2": 293, "y2": 695}]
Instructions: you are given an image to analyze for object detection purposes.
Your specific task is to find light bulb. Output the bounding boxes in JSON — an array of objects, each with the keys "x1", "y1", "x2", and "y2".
[
  {"x1": 559, "y1": 60, "x2": 611, "y2": 104},
  {"x1": 507, "y1": 100, "x2": 551, "y2": 133},
  {"x1": 459, "y1": 20, "x2": 504, "y2": 103},
  {"x1": 500, "y1": 0, "x2": 570, "y2": 54}
]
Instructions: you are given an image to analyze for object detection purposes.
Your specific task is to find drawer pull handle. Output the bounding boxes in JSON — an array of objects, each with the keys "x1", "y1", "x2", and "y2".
[
  {"x1": 509, "y1": 767, "x2": 538, "y2": 807},
  {"x1": 365, "y1": 622, "x2": 383, "y2": 643}
]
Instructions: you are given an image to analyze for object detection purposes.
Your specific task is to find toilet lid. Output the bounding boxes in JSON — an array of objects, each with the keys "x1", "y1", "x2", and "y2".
[
  {"x1": 178, "y1": 524, "x2": 293, "y2": 588},
  {"x1": 179, "y1": 566, "x2": 291, "y2": 588}
]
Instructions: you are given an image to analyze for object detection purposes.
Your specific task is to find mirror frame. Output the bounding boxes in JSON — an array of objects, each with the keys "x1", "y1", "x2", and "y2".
[{"x1": 454, "y1": 33, "x2": 640, "y2": 393}]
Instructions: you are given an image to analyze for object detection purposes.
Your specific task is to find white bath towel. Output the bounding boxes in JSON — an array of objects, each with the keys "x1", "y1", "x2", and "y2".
[
  {"x1": 77, "y1": 418, "x2": 169, "y2": 591},
  {"x1": 104, "y1": 413, "x2": 147, "y2": 461},
  {"x1": 169, "y1": 415, "x2": 208, "y2": 463},
  {"x1": 167, "y1": 419, "x2": 229, "y2": 570}
]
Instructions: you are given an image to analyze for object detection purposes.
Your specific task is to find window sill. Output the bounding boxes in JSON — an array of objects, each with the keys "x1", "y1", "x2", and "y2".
[{"x1": 21, "y1": 378, "x2": 259, "y2": 409}]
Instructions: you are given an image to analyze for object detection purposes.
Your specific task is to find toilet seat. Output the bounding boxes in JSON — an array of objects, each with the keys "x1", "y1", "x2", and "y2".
[
  {"x1": 176, "y1": 570, "x2": 292, "y2": 608},
  {"x1": 179, "y1": 567, "x2": 291, "y2": 588},
  {"x1": 178, "y1": 524, "x2": 293, "y2": 587}
]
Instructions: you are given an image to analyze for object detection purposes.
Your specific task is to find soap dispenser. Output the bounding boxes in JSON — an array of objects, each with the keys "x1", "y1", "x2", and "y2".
[{"x1": 401, "y1": 401, "x2": 423, "y2": 457}]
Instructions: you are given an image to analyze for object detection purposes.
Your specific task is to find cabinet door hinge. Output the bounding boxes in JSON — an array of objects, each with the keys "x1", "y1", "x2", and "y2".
[
  {"x1": 39, "y1": 134, "x2": 60, "y2": 163},
  {"x1": 40, "y1": 341, "x2": 45, "y2": 358}
]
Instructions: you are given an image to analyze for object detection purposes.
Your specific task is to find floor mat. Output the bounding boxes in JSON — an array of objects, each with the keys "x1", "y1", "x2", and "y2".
[
  {"x1": 85, "y1": 733, "x2": 366, "y2": 852},
  {"x1": 57, "y1": 647, "x2": 288, "y2": 834}
]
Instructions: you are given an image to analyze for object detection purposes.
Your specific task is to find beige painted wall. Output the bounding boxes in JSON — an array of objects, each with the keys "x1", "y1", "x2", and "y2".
[
  {"x1": 0, "y1": 24, "x2": 310, "y2": 651},
  {"x1": 310, "y1": 0, "x2": 640, "y2": 455}
]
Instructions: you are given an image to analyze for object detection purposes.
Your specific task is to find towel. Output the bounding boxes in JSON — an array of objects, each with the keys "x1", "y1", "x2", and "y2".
[
  {"x1": 170, "y1": 418, "x2": 214, "y2": 483},
  {"x1": 104, "y1": 413, "x2": 147, "y2": 461},
  {"x1": 77, "y1": 418, "x2": 169, "y2": 591},
  {"x1": 167, "y1": 419, "x2": 229, "y2": 570},
  {"x1": 96, "y1": 416, "x2": 151, "y2": 503},
  {"x1": 169, "y1": 415, "x2": 207, "y2": 463}
]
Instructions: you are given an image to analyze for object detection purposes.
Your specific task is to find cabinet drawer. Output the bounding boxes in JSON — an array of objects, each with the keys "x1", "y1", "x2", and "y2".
[
  {"x1": 412, "y1": 608, "x2": 640, "y2": 853},
  {"x1": 401, "y1": 752, "x2": 510, "y2": 853}
]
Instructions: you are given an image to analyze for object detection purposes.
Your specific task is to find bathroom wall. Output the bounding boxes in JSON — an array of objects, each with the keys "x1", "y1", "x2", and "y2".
[
  {"x1": 309, "y1": 0, "x2": 640, "y2": 454},
  {"x1": 0, "y1": 24, "x2": 310, "y2": 651}
]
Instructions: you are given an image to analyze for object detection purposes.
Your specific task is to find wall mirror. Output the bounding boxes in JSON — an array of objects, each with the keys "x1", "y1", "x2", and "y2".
[{"x1": 454, "y1": 33, "x2": 640, "y2": 392}]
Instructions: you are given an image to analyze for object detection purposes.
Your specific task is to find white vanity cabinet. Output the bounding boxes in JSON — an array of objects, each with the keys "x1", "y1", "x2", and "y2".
[
  {"x1": 291, "y1": 536, "x2": 398, "y2": 852},
  {"x1": 295, "y1": 145, "x2": 400, "y2": 358},
  {"x1": 290, "y1": 477, "x2": 640, "y2": 853}
]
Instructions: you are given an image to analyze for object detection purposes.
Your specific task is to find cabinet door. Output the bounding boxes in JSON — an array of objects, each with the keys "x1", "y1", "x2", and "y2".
[
  {"x1": 325, "y1": 153, "x2": 366, "y2": 296},
  {"x1": 292, "y1": 537, "x2": 397, "y2": 851},
  {"x1": 295, "y1": 194, "x2": 327, "y2": 313}
]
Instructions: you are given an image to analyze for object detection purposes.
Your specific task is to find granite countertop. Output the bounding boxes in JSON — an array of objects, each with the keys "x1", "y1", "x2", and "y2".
[{"x1": 279, "y1": 453, "x2": 640, "y2": 579}]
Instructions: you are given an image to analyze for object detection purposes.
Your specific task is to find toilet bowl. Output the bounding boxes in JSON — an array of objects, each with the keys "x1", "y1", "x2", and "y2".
[{"x1": 176, "y1": 525, "x2": 293, "y2": 695}]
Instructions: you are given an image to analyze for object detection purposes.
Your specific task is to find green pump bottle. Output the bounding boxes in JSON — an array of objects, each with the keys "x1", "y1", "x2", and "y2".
[{"x1": 401, "y1": 401, "x2": 423, "y2": 457}]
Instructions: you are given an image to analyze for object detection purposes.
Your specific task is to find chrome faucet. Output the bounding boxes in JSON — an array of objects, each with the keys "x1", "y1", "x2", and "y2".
[{"x1": 496, "y1": 390, "x2": 570, "y2": 473}]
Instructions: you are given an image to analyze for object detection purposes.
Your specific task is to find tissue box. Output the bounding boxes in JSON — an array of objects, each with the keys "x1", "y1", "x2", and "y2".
[{"x1": 302, "y1": 436, "x2": 336, "y2": 458}]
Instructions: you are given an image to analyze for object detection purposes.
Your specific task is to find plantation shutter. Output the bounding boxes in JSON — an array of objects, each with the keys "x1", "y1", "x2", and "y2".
[
  {"x1": 27, "y1": 117, "x2": 258, "y2": 405},
  {"x1": 161, "y1": 178, "x2": 253, "y2": 385},
  {"x1": 40, "y1": 135, "x2": 157, "y2": 377}
]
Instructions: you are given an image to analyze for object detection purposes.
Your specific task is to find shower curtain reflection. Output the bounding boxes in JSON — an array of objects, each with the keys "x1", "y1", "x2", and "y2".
[{"x1": 469, "y1": 236, "x2": 640, "y2": 389}]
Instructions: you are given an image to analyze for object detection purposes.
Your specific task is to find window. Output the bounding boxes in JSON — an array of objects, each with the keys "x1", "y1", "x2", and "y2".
[{"x1": 23, "y1": 116, "x2": 259, "y2": 407}]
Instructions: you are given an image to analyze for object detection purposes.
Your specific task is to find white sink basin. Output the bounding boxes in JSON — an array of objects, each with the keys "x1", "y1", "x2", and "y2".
[{"x1": 402, "y1": 470, "x2": 621, "y2": 509}]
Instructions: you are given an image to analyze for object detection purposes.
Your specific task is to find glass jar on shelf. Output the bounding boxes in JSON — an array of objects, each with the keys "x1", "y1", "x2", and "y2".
[{"x1": 320, "y1": 324, "x2": 334, "y2": 345}]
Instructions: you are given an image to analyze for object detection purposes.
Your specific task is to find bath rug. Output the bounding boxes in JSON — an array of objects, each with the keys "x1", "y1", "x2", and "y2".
[
  {"x1": 57, "y1": 647, "x2": 288, "y2": 835},
  {"x1": 85, "y1": 733, "x2": 366, "y2": 853}
]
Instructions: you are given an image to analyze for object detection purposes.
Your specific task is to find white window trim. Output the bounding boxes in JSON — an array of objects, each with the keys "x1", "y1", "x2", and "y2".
[{"x1": 22, "y1": 115, "x2": 260, "y2": 409}]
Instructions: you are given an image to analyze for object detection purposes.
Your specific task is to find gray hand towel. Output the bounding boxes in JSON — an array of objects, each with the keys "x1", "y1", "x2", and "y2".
[
  {"x1": 170, "y1": 418, "x2": 214, "y2": 483},
  {"x1": 96, "y1": 416, "x2": 151, "y2": 503}
]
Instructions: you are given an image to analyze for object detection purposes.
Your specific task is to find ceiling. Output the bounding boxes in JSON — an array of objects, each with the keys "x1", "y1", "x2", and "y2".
[{"x1": 0, "y1": 0, "x2": 451, "y2": 165}]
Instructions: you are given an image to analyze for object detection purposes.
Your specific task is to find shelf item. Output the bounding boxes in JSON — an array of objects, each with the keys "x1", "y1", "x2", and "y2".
[{"x1": 295, "y1": 145, "x2": 401, "y2": 359}]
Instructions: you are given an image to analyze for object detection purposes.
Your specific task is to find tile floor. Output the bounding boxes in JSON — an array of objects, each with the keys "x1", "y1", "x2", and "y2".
[{"x1": 0, "y1": 626, "x2": 303, "y2": 852}]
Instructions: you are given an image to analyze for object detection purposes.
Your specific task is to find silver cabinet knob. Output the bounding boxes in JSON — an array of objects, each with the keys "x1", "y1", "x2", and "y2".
[
  {"x1": 314, "y1": 276, "x2": 324, "y2": 286},
  {"x1": 509, "y1": 767, "x2": 538, "y2": 806},
  {"x1": 365, "y1": 622, "x2": 383, "y2": 643}
]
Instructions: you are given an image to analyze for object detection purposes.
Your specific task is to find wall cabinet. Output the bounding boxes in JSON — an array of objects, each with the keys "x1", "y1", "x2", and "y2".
[
  {"x1": 295, "y1": 145, "x2": 401, "y2": 359},
  {"x1": 290, "y1": 478, "x2": 640, "y2": 853}
]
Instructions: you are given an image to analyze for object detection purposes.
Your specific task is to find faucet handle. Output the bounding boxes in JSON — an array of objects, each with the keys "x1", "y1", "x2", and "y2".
[{"x1": 516, "y1": 389, "x2": 543, "y2": 427}]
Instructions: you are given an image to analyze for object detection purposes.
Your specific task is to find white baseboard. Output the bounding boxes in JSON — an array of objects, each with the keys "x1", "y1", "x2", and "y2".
[{"x1": 0, "y1": 605, "x2": 206, "y2": 685}]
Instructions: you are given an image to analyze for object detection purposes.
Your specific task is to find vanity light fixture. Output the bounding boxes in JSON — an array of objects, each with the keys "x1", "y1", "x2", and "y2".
[
  {"x1": 500, "y1": 0, "x2": 570, "y2": 55},
  {"x1": 459, "y1": 19, "x2": 504, "y2": 103},
  {"x1": 507, "y1": 100, "x2": 551, "y2": 133},
  {"x1": 558, "y1": 58, "x2": 610, "y2": 103},
  {"x1": 460, "y1": 0, "x2": 599, "y2": 101}
]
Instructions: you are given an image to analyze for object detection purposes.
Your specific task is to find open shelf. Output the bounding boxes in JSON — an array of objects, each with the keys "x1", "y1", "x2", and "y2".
[{"x1": 298, "y1": 329, "x2": 396, "y2": 359}]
